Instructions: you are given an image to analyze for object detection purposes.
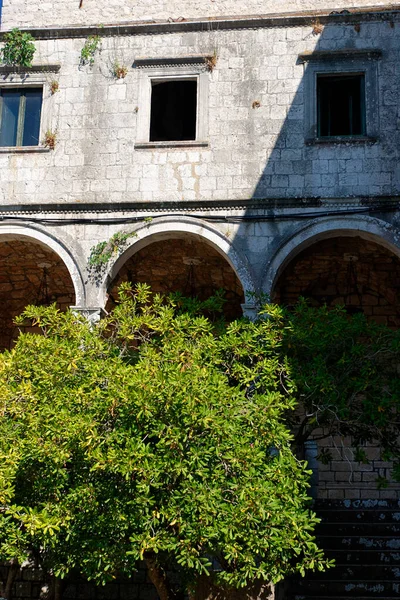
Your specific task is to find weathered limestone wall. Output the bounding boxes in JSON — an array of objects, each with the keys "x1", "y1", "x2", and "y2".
[
  {"x1": 0, "y1": 3, "x2": 399, "y2": 507},
  {"x1": 1, "y1": 1, "x2": 398, "y2": 30},
  {"x1": 1, "y1": 17, "x2": 400, "y2": 205},
  {"x1": 316, "y1": 437, "x2": 400, "y2": 500}
]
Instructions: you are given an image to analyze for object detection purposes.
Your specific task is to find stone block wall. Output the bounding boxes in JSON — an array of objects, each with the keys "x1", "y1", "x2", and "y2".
[
  {"x1": 1, "y1": 16, "x2": 400, "y2": 204},
  {"x1": 0, "y1": 239, "x2": 75, "y2": 349},
  {"x1": 316, "y1": 437, "x2": 400, "y2": 500}
]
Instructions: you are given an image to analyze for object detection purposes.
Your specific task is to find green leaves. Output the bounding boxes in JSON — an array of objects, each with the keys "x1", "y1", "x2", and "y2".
[
  {"x1": 1, "y1": 28, "x2": 36, "y2": 67},
  {"x1": 281, "y1": 300, "x2": 400, "y2": 473},
  {"x1": 0, "y1": 286, "x2": 333, "y2": 595}
]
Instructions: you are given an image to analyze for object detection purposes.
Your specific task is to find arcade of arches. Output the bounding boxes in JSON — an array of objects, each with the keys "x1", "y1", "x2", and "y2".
[
  {"x1": 1, "y1": 233, "x2": 400, "y2": 351},
  {"x1": 106, "y1": 237, "x2": 245, "y2": 320},
  {"x1": 273, "y1": 235, "x2": 400, "y2": 327}
]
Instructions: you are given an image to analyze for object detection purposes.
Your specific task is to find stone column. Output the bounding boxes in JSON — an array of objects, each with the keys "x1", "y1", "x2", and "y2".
[
  {"x1": 241, "y1": 303, "x2": 258, "y2": 321},
  {"x1": 71, "y1": 307, "x2": 105, "y2": 325}
]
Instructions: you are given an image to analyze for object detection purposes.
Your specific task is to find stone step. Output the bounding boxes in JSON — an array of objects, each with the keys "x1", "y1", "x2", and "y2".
[
  {"x1": 294, "y1": 580, "x2": 400, "y2": 596},
  {"x1": 293, "y1": 597, "x2": 400, "y2": 600},
  {"x1": 286, "y1": 502, "x2": 400, "y2": 600},
  {"x1": 314, "y1": 500, "x2": 400, "y2": 511},
  {"x1": 316, "y1": 523, "x2": 400, "y2": 536},
  {"x1": 319, "y1": 535, "x2": 400, "y2": 550},
  {"x1": 317, "y1": 509, "x2": 400, "y2": 524},
  {"x1": 325, "y1": 549, "x2": 400, "y2": 565},
  {"x1": 299, "y1": 565, "x2": 400, "y2": 581}
]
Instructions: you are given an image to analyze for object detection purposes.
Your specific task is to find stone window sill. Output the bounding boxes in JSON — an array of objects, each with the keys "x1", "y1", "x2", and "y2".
[
  {"x1": 305, "y1": 136, "x2": 378, "y2": 146},
  {"x1": 0, "y1": 146, "x2": 51, "y2": 153},
  {"x1": 134, "y1": 140, "x2": 209, "y2": 149}
]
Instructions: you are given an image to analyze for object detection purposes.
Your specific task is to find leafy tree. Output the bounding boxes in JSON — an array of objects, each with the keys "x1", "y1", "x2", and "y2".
[
  {"x1": 280, "y1": 300, "x2": 400, "y2": 478},
  {"x1": 0, "y1": 285, "x2": 330, "y2": 600}
]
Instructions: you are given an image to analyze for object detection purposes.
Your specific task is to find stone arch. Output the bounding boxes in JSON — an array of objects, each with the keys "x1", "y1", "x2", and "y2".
[
  {"x1": 0, "y1": 225, "x2": 86, "y2": 306},
  {"x1": 102, "y1": 217, "x2": 256, "y2": 317},
  {"x1": 0, "y1": 225, "x2": 85, "y2": 349},
  {"x1": 262, "y1": 215, "x2": 400, "y2": 298},
  {"x1": 264, "y1": 216, "x2": 400, "y2": 327}
]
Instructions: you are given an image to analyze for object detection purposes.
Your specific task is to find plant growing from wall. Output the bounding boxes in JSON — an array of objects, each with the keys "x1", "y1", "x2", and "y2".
[
  {"x1": 88, "y1": 231, "x2": 137, "y2": 269},
  {"x1": 0, "y1": 28, "x2": 36, "y2": 68},
  {"x1": 80, "y1": 35, "x2": 101, "y2": 66},
  {"x1": 50, "y1": 80, "x2": 59, "y2": 95},
  {"x1": 43, "y1": 130, "x2": 57, "y2": 149},
  {"x1": 112, "y1": 61, "x2": 128, "y2": 79},
  {"x1": 204, "y1": 49, "x2": 218, "y2": 72}
]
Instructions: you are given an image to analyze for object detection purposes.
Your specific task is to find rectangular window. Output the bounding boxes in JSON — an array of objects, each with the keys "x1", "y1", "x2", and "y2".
[
  {"x1": 134, "y1": 57, "x2": 209, "y2": 148},
  {"x1": 150, "y1": 79, "x2": 197, "y2": 142},
  {"x1": 0, "y1": 88, "x2": 43, "y2": 147},
  {"x1": 317, "y1": 73, "x2": 365, "y2": 137}
]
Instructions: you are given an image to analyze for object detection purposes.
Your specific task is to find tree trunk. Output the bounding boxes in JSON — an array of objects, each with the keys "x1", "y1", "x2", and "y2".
[
  {"x1": 2, "y1": 560, "x2": 19, "y2": 600},
  {"x1": 144, "y1": 554, "x2": 177, "y2": 600},
  {"x1": 53, "y1": 577, "x2": 64, "y2": 600}
]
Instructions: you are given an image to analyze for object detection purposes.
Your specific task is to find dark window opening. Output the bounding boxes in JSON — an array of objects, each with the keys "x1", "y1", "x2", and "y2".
[
  {"x1": 0, "y1": 88, "x2": 43, "y2": 147},
  {"x1": 317, "y1": 74, "x2": 365, "y2": 137},
  {"x1": 150, "y1": 79, "x2": 197, "y2": 142}
]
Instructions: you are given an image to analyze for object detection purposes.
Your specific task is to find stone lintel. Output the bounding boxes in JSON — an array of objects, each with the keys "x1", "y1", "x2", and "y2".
[
  {"x1": 298, "y1": 48, "x2": 383, "y2": 63},
  {"x1": 0, "y1": 64, "x2": 61, "y2": 74}
]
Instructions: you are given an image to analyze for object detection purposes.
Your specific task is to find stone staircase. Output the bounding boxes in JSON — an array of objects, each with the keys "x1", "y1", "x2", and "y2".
[{"x1": 285, "y1": 499, "x2": 400, "y2": 600}]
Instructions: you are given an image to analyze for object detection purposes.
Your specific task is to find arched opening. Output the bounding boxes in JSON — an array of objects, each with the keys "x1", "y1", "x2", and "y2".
[
  {"x1": 273, "y1": 235, "x2": 400, "y2": 327},
  {"x1": 0, "y1": 238, "x2": 76, "y2": 350},
  {"x1": 107, "y1": 236, "x2": 245, "y2": 320}
]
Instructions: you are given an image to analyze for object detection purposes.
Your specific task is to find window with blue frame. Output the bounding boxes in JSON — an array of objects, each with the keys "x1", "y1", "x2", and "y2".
[{"x1": 0, "y1": 88, "x2": 43, "y2": 147}]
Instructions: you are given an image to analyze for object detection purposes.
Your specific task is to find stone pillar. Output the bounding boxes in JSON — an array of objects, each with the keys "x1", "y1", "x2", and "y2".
[
  {"x1": 71, "y1": 307, "x2": 105, "y2": 325},
  {"x1": 241, "y1": 303, "x2": 258, "y2": 321}
]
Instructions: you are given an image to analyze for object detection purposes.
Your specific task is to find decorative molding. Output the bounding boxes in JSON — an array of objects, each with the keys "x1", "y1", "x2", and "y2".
[
  {"x1": 298, "y1": 49, "x2": 382, "y2": 63},
  {"x1": 133, "y1": 56, "x2": 209, "y2": 69},
  {"x1": 0, "y1": 198, "x2": 323, "y2": 215},
  {"x1": 0, "y1": 198, "x2": 397, "y2": 217},
  {"x1": 2, "y1": 9, "x2": 400, "y2": 40},
  {"x1": 0, "y1": 64, "x2": 61, "y2": 74}
]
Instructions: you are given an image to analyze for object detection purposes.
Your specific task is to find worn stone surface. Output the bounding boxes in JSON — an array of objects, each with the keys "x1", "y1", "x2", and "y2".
[
  {"x1": 0, "y1": 19, "x2": 400, "y2": 204},
  {"x1": 316, "y1": 437, "x2": 400, "y2": 500}
]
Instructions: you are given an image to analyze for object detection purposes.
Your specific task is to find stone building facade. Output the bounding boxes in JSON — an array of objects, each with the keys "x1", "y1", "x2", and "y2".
[{"x1": 0, "y1": 1, "x2": 400, "y2": 598}]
